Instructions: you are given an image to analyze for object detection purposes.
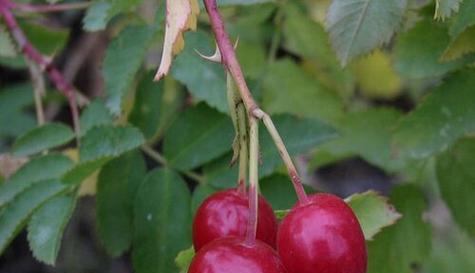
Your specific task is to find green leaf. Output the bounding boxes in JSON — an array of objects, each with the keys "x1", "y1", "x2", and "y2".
[
  {"x1": 261, "y1": 174, "x2": 316, "y2": 210},
  {"x1": 442, "y1": 26, "x2": 475, "y2": 61},
  {"x1": 0, "y1": 24, "x2": 16, "y2": 57},
  {"x1": 175, "y1": 246, "x2": 195, "y2": 273},
  {"x1": 199, "y1": 0, "x2": 274, "y2": 7},
  {"x1": 163, "y1": 104, "x2": 234, "y2": 171},
  {"x1": 435, "y1": 0, "x2": 462, "y2": 20},
  {"x1": 62, "y1": 158, "x2": 110, "y2": 185},
  {"x1": 394, "y1": 19, "x2": 473, "y2": 79},
  {"x1": 27, "y1": 193, "x2": 76, "y2": 265},
  {"x1": 367, "y1": 185, "x2": 431, "y2": 273},
  {"x1": 79, "y1": 125, "x2": 145, "y2": 162},
  {"x1": 129, "y1": 73, "x2": 185, "y2": 141},
  {"x1": 0, "y1": 154, "x2": 73, "y2": 208},
  {"x1": 12, "y1": 123, "x2": 74, "y2": 157},
  {"x1": 191, "y1": 184, "x2": 217, "y2": 215},
  {"x1": 103, "y1": 25, "x2": 156, "y2": 115},
  {"x1": 83, "y1": 1, "x2": 112, "y2": 31},
  {"x1": 319, "y1": 108, "x2": 404, "y2": 172},
  {"x1": 0, "y1": 84, "x2": 35, "y2": 138},
  {"x1": 0, "y1": 179, "x2": 68, "y2": 254},
  {"x1": 392, "y1": 70, "x2": 475, "y2": 159},
  {"x1": 205, "y1": 115, "x2": 337, "y2": 188},
  {"x1": 326, "y1": 0, "x2": 406, "y2": 66},
  {"x1": 449, "y1": 0, "x2": 475, "y2": 37},
  {"x1": 346, "y1": 191, "x2": 402, "y2": 240},
  {"x1": 132, "y1": 168, "x2": 191, "y2": 273},
  {"x1": 436, "y1": 138, "x2": 475, "y2": 235},
  {"x1": 262, "y1": 59, "x2": 344, "y2": 124},
  {"x1": 97, "y1": 151, "x2": 146, "y2": 256},
  {"x1": 281, "y1": 4, "x2": 353, "y2": 97},
  {"x1": 79, "y1": 100, "x2": 114, "y2": 137},
  {"x1": 171, "y1": 31, "x2": 228, "y2": 113},
  {"x1": 83, "y1": 0, "x2": 145, "y2": 31},
  {"x1": 20, "y1": 20, "x2": 69, "y2": 55}
]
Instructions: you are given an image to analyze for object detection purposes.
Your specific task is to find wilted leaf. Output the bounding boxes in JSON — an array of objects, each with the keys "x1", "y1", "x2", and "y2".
[
  {"x1": 154, "y1": 0, "x2": 199, "y2": 81},
  {"x1": 434, "y1": 0, "x2": 462, "y2": 20}
]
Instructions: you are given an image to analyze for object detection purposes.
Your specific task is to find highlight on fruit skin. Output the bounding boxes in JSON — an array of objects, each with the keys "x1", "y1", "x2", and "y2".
[
  {"x1": 277, "y1": 193, "x2": 367, "y2": 273},
  {"x1": 192, "y1": 188, "x2": 278, "y2": 250},
  {"x1": 188, "y1": 236, "x2": 287, "y2": 273}
]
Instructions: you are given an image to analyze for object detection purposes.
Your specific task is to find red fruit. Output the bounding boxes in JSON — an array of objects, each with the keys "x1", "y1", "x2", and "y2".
[
  {"x1": 277, "y1": 193, "x2": 367, "y2": 273},
  {"x1": 193, "y1": 188, "x2": 278, "y2": 250},
  {"x1": 188, "y1": 237, "x2": 287, "y2": 273}
]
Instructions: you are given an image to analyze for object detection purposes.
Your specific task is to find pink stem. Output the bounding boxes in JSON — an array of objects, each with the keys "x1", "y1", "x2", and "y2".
[{"x1": 0, "y1": 0, "x2": 80, "y2": 137}]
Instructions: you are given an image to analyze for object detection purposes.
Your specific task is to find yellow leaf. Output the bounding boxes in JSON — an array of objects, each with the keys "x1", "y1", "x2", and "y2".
[
  {"x1": 441, "y1": 26, "x2": 475, "y2": 61},
  {"x1": 154, "y1": 0, "x2": 199, "y2": 81},
  {"x1": 351, "y1": 50, "x2": 402, "y2": 100}
]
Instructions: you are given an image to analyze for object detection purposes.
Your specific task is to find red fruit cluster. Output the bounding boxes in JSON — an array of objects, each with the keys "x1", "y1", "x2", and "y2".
[{"x1": 190, "y1": 189, "x2": 367, "y2": 273}]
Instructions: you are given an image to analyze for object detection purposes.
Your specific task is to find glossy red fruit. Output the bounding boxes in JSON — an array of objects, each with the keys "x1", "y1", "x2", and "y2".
[
  {"x1": 193, "y1": 188, "x2": 278, "y2": 250},
  {"x1": 277, "y1": 193, "x2": 367, "y2": 273},
  {"x1": 188, "y1": 237, "x2": 287, "y2": 273}
]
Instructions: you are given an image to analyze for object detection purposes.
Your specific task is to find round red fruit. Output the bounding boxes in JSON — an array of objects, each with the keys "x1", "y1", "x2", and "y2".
[
  {"x1": 277, "y1": 193, "x2": 367, "y2": 273},
  {"x1": 193, "y1": 188, "x2": 277, "y2": 250},
  {"x1": 188, "y1": 237, "x2": 287, "y2": 273}
]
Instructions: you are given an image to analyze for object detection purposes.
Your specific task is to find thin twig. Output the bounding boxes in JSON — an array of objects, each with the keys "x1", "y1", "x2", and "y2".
[
  {"x1": 13, "y1": 1, "x2": 91, "y2": 13},
  {"x1": 245, "y1": 116, "x2": 259, "y2": 244},
  {"x1": 0, "y1": 0, "x2": 80, "y2": 140},
  {"x1": 26, "y1": 59, "x2": 46, "y2": 126},
  {"x1": 140, "y1": 145, "x2": 205, "y2": 183},
  {"x1": 203, "y1": 0, "x2": 308, "y2": 203}
]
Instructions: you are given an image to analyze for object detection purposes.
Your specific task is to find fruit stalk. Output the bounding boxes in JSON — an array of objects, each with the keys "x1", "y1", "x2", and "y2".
[
  {"x1": 246, "y1": 116, "x2": 259, "y2": 244},
  {"x1": 203, "y1": 0, "x2": 308, "y2": 203},
  {"x1": 0, "y1": 0, "x2": 80, "y2": 139},
  {"x1": 237, "y1": 103, "x2": 248, "y2": 194}
]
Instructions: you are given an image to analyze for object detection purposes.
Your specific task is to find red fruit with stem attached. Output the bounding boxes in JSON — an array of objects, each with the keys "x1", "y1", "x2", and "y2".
[
  {"x1": 188, "y1": 236, "x2": 287, "y2": 273},
  {"x1": 192, "y1": 188, "x2": 278, "y2": 250},
  {"x1": 277, "y1": 193, "x2": 367, "y2": 273}
]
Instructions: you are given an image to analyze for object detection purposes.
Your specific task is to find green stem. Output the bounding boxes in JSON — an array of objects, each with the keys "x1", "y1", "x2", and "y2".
[
  {"x1": 245, "y1": 116, "x2": 259, "y2": 244},
  {"x1": 237, "y1": 103, "x2": 248, "y2": 194}
]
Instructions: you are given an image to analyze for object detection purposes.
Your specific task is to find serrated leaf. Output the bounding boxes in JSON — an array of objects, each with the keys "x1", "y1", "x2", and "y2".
[
  {"x1": 12, "y1": 123, "x2": 74, "y2": 157},
  {"x1": 367, "y1": 185, "x2": 431, "y2": 273},
  {"x1": 346, "y1": 191, "x2": 402, "y2": 240},
  {"x1": 164, "y1": 104, "x2": 234, "y2": 171},
  {"x1": 20, "y1": 20, "x2": 69, "y2": 56},
  {"x1": 0, "y1": 84, "x2": 35, "y2": 138},
  {"x1": 319, "y1": 108, "x2": 404, "y2": 172},
  {"x1": 82, "y1": 0, "x2": 145, "y2": 31},
  {"x1": 154, "y1": 0, "x2": 199, "y2": 81},
  {"x1": 171, "y1": 31, "x2": 228, "y2": 113},
  {"x1": 132, "y1": 168, "x2": 191, "y2": 273},
  {"x1": 27, "y1": 193, "x2": 76, "y2": 265},
  {"x1": 175, "y1": 246, "x2": 195, "y2": 273},
  {"x1": 79, "y1": 100, "x2": 114, "y2": 137},
  {"x1": 262, "y1": 59, "x2": 344, "y2": 124},
  {"x1": 205, "y1": 115, "x2": 337, "y2": 188},
  {"x1": 326, "y1": 0, "x2": 406, "y2": 66},
  {"x1": 436, "y1": 138, "x2": 475, "y2": 236},
  {"x1": 97, "y1": 151, "x2": 146, "y2": 256},
  {"x1": 0, "y1": 179, "x2": 68, "y2": 254},
  {"x1": 449, "y1": 0, "x2": 475, "y2": 37},
  {"x1": 0, "y1": 25, "x2": 17, "y2": 57},
  {"x1": 435, "y1": 0, "x2": 462, "y2": 20},
  {"x1": 394, "y1": 19, "x2": 473, "y2": 79},
  {"x1": 0, "y1": 154, "x2": 73, "y2": 208},
  {"x1": 351, "y1": 50, "x2": 402, "y2": 99},
  {"x1": 79, "y1": 125, "x2": 145, "y2": 162},
  {"x1": 129, "y1": 73, "x2": 185, "y2": 141},
  {"x1": 103, "y1": 25, "x2": 156, "y2": 115},
  {"x1": 392, "y1": 70, "x2": 475, "y2": 159}
]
